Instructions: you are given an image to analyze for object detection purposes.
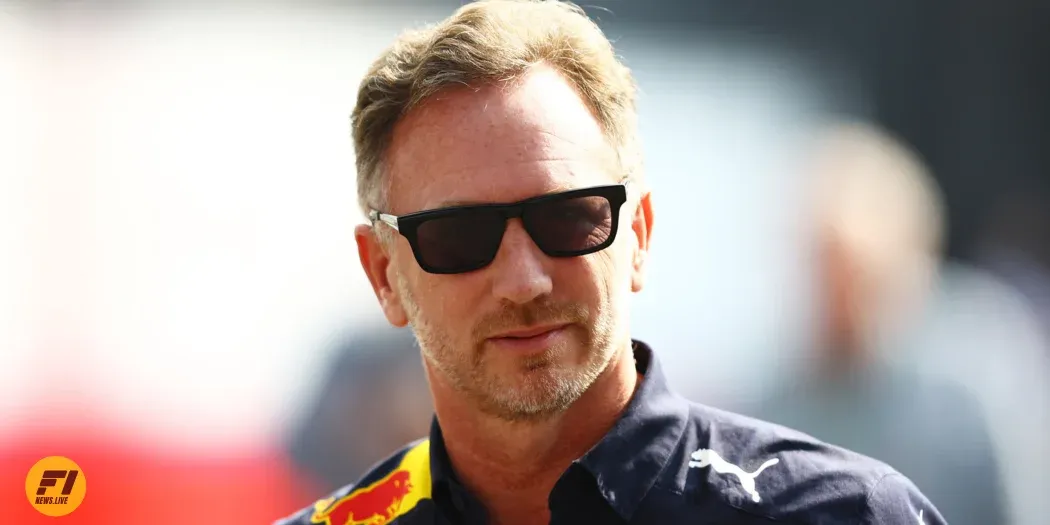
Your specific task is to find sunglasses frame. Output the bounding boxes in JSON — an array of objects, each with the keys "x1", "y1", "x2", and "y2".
[{"x1": 369, "y1": 181, "x2": 630, "y2": 274}]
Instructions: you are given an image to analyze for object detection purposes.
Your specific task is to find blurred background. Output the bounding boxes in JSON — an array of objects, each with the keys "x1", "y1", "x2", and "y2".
[{"x1": 1, "y1": 0, "x2": 1047, "y2": 523}]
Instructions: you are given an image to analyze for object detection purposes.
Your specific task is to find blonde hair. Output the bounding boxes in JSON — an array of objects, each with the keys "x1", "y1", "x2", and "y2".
[{"x1": 352, "y1": 0, "x2": 641, "y2": 216}]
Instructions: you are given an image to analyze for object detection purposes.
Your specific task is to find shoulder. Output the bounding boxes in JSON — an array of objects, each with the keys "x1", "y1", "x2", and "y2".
[
  {"x1": 273, "y1": 438, "x2": 432, "y2": 525},
  {"x1": 862, "y1": 471, "x2": 948, "y2": 524},
  {"x1": 672, "y1": 402, "x2": 947, "y2": 523}
]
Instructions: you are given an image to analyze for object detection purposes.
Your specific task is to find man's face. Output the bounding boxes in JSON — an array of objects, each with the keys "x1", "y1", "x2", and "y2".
[{"x1": 358, "y1": 67, "x2": 651, "y2": 421}]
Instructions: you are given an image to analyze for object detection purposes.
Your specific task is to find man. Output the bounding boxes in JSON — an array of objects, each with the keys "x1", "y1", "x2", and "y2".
[
  {"x1": 277, "y1": 1, "x2": 947, "y2": 524},
  {"x1": 749, "y1": 122, "x2": 1006, "y2": 525}
]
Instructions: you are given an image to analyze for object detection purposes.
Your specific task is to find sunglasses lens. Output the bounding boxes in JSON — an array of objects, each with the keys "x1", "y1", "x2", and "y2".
[
  {"x1": 404, "y1": 186, "x2": 622, "y2": 273},
  {"x1": 527, "y1": 195, "x2": 614, "y2": 254},
  {"x1": 415, "y1": 209, "x2": 505, "y2": 272}
]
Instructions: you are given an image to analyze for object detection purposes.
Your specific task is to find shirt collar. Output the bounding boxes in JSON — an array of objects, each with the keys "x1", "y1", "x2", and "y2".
[
  {"x1": 428, "y1": 340, "x2": 690, "y2": 521},
  {"x1": 429, "y1": 411, "x2": 486, "y2": 522},
  {"x1": 577, "y1": 340, "x2": 690, "y2": 519}
]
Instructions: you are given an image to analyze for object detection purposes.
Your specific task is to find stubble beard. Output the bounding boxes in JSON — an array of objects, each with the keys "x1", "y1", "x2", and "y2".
[{"x1": 394, "y1": 270, "x2": 618, "y2": 422}]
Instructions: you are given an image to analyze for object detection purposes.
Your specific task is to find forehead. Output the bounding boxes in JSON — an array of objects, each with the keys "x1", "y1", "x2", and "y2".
[{"x1": 385, "y1": 66, "x2": 618, "y2": 212}]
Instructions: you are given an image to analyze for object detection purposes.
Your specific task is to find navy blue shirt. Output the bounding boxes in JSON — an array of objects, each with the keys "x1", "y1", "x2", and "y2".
[{"x1": 276, "y1": 341, "x2": 948, "y2": 524}]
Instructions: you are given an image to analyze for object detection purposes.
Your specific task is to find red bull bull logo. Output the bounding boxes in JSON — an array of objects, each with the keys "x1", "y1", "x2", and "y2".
[{"x1": 310, "y1": 470, "x2": 414, "y2": 525}]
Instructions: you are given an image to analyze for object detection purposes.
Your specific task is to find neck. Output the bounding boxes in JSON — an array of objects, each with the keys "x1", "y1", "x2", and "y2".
[{"x1": 430, "y1": 340, "x2": 639, "y2": 525}]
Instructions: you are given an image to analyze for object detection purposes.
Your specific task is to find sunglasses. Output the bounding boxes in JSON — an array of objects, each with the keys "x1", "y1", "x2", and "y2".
[{"x1": 369, "y1": 182, "x2": 629, "y2": 274}]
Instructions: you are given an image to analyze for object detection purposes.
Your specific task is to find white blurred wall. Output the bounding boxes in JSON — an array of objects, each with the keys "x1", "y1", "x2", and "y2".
[
  {"x1": 1, "y1": 5, "x2": 452, "y2": 449},
  {"x1": 0, "y1": 8, "x2": 39, "y2": 429}
]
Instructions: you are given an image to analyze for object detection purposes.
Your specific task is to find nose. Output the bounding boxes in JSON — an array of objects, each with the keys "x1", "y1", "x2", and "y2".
[{"x1": 488, "y1": 219, "x2": 553, "y2": 304}]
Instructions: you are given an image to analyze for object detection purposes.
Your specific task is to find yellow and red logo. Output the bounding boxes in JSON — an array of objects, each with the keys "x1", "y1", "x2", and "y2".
[
  {"x1": 310, "y1": 440, "x2": 431, "y2": 525},
  {"x1": 311, "y1": 470, "x2": 413, "y2": 525},
  {"x1": 25, "y1": 456, "x2": 87, "y2": 517}
]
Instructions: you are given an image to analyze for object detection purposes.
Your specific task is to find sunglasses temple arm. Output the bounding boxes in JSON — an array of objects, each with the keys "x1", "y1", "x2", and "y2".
[{"x1": 369, "y1": 210, "x2": 401, "y2": 231}]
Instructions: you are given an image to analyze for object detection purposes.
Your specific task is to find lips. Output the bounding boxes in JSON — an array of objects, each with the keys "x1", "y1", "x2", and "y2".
[
  {"x1": 490, "y1": 323, "x2": 569, "y2": 339},
  {"x1": 485, "y1": 323, "x2": 570, "y2": 353}
]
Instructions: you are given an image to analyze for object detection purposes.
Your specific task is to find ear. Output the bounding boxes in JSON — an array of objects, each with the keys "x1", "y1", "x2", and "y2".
[
  {"x1": 630, "y1": 190, "x2": 654, "y2": 292},
  {"x1": 356, "y1": 224, "x2": 409, "y2": 327}
]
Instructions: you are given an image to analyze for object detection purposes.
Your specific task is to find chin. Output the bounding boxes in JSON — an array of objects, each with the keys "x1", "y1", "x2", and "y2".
[{"x1": 475, "y1": 363, "x2": 595, "y2": 419}]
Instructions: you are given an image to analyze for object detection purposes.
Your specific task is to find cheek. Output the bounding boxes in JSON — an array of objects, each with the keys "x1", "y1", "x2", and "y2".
[
  {"x1": 603, "y1": 237, "x2": 635, "y2": 283},
  {"x1": 410, "y1": 272, "x2": 485, "y2": 332},
  {"x1": 431, "y1": 293, "x2": 473, "y2": 328},
  {"x1": 574, "y1": 245, "x2": 631, "y2": 302}
]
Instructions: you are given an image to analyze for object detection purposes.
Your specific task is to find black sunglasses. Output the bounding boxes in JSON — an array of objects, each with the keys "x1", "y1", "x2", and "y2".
[{"x1": 369, "y1": 182, "x2": 629, "y2": 274}]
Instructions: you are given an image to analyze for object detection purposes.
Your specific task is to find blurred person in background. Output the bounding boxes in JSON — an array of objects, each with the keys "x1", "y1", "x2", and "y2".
[
  {"x1": 277, "y1": 2, "x2": 946, "y2": 524},
  {"x1": 286, "y1": 325, "x2": 433, "y2": 496},
  {"x1": 749, "y1": 121, "x2": 1007, "y2": 525}
]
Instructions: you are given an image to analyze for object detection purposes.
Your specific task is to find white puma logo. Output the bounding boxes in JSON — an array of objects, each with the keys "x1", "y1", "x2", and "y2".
[
  {"x1": 917, "y1": 509, "x2": 925, "y2": 525},
  {"x1": 689, "y1": 448, "x2": 780, "y2": 503}
]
